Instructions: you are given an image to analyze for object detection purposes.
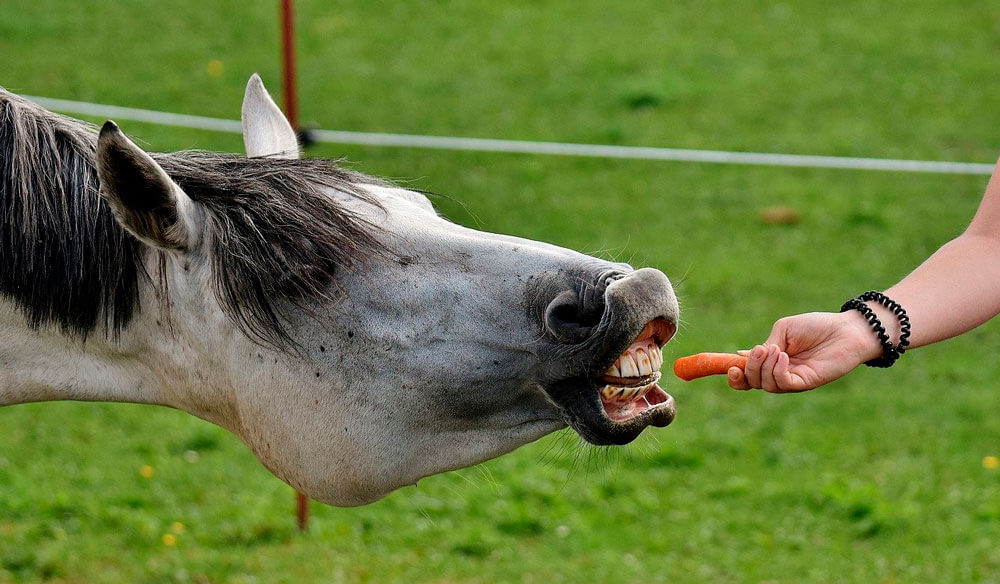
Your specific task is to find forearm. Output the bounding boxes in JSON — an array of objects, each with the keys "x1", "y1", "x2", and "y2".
[
  {"x1": 739, "y1": 159, "x2": 1000, "y2": 393},
  {"x1": 873, "y1": 232, "x2": 1000, "y2": 350},
  {"x1": 748, "y1": 232, "x2": 1000, "y2": 389}
]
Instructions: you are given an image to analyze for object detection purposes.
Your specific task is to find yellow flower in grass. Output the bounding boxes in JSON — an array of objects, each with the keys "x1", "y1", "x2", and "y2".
[
  {"x1": 139, "y1": 464, "x2": 154, "y2": 479},
  {"x1": 162, "y1": 533, "x2": 177, "y2": 547},
  {"x1": 207, "y1": 59, "x2": 224, "y2": 77},
  {"x1": 170, "y1": 522, "x2": 185, "y2": 535},
  {"x1": 983, "y1": 456, "x2": 999, "y2": 470}
]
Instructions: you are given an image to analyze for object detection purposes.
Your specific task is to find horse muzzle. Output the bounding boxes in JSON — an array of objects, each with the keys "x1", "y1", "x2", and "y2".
[{"x1": 540, "y1": 267, "x2": 680, "y2": 445}]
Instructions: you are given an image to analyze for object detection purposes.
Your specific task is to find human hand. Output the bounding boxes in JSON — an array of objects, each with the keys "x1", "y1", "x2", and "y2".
[{"x1": 727, "y1": 311, "x2": 881, "y2": 392}]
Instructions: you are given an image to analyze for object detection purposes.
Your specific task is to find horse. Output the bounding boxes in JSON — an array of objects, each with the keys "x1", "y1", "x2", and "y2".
[{"x1": 0, "y1": 76, "x2": 679, "y2": 506}]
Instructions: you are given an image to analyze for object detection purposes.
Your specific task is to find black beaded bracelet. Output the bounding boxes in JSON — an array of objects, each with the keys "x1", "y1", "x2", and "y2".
[
  {"x1": 840, "y1": 291, "x2": 911, "y2": 368},
  {"x1": 857, "y1": 291, "x2": 911, "y2": 353}
]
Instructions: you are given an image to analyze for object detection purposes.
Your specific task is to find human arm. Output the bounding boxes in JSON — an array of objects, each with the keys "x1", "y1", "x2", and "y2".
[{"x1": 729, "y1": 157, "x2": 1000, "y2": 392}]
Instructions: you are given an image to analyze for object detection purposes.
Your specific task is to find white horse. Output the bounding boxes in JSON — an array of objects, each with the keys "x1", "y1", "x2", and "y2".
[{"x1": 0, "y1": 77, "x2": 679, "y2": 506}]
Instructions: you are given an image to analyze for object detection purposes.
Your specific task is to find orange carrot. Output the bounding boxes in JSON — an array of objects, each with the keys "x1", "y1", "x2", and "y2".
[{"x1": 673, "y1": 353, "x2": 748, "y2": 381}]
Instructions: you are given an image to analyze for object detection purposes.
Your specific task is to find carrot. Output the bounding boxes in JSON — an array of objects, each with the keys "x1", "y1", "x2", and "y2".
[{"x1": 673, "y1": 353, "x2": 748, "y2": 381}]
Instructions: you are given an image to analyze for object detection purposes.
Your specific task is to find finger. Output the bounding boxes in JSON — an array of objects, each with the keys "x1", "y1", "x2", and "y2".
[
  {"x1": 774, "y1": 352, "x2": 821, "y2": 393},
  {"x1": 760, "y1": 344, "x2": 781, "y2": 392},
  {"x1": 772, "y1": 351, "x2": 795, "y2": 392},
  {"x1": 744, "y1": 345, "x2": 767, "y2": 388},
  {"x1": 728, "y1": 366, "x2": 751, "y2": 390},
  {"x1": 737, "y1": 349, "x2": 751, "y2": 356}
]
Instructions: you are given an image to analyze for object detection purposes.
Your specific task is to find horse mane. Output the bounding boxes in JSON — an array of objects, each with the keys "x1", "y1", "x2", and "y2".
[{"x1": 0, "y1": 89, "x2": 387, "y2": 347}]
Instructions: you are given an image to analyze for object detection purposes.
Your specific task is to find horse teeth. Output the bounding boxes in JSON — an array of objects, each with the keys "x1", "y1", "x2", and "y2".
[
  {"x1": 636, "y1": 348, "x2": 652, "y2": 376},
  {"x1": 602, "y1": 342, "x2": 666, "y2": 408},
  {"x1": 607, "y1": 340, "x2": 666, "y2": 379},
  {"x1": 620, "y1": 355, "x2": 639, "y2": 378}
]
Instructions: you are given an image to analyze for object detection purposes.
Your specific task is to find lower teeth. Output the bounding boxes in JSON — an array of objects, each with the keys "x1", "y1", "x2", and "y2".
[
  {"x1": 601, "y1": 380, "x2": 657, "y2": 403},
  {"x1": 599, "y1": 371, "x2": 663, "y2": 404}
]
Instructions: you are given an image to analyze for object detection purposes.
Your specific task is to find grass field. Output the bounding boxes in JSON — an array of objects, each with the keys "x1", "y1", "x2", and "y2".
[{"x1": 3, "y1": 1, "x2": 1000, "y2": 582}]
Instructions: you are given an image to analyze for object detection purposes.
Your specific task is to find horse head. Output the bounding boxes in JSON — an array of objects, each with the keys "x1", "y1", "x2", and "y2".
[{"x1": 1, "y1": 79, "x2": 678, "y2": 506}]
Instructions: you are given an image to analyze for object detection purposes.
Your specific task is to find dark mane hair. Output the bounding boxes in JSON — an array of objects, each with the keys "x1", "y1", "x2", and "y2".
[{"x1": 0, "y1": 89, "x2": 387, "y2": 346}]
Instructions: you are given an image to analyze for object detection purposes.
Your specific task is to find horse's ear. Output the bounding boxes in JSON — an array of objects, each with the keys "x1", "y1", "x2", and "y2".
[
  {"x1": 242, "y1": 73, "x2": 300, "y2": 159},
  {"x1": 96, "y1": 121, "x2": 196, "y2": 252}
]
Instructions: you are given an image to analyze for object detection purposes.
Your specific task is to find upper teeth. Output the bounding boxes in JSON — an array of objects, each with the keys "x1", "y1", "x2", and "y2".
[
  {"x1": 620, "y1": 354, "x2": 639, "y2": 377},
  {"x1": 605, "y1": 341, "x2": 663, "y2": 378}
]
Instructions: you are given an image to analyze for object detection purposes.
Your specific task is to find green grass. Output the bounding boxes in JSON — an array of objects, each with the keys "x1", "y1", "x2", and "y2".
[{"x1": 3, "y1": 1, "x2": 1000, "y2": 582}]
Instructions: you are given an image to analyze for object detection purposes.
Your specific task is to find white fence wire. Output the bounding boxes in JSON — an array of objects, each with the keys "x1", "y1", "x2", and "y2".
[{"x1": 26, "y1": 94, "x2": 995, "y2": 176}]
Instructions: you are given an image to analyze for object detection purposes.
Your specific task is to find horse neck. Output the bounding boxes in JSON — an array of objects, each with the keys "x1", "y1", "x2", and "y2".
[
  {"x1": 0, "y1": 281, "x2": 234, "y2": 424},
  {"x1": 0, "y1": 297, "x2": 150, "y2": 407},
  {"x1": 0, "y1": 91, "x2": 188, "y2": 411}
]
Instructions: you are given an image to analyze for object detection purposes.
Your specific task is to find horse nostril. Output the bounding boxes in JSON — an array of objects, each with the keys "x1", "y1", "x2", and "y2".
[
  {"x1": 545, "y1": 290, "x2": 604, "y2": 341},
  {"x1": 550, "y1": 302, "x2": 580, "y2": 326}
]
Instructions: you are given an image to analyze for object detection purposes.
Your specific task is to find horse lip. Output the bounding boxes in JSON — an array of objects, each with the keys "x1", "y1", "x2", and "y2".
[
  {"x1": 543, "y1": 376, "x2": 676, "y2": 446},
  {"x1": 577, "y1": 383, "x2": 676, "y2": 445}
]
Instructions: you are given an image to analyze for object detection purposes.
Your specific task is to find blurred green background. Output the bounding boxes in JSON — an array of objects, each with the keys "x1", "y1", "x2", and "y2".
[{"x1": 2, "y1": 1, "x2": 1000, "y2": 582}]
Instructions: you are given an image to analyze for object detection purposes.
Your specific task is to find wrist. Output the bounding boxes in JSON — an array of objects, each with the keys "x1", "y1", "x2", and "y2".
[
  {"x1": 841, "y1": 310, "x2": 885, "y2": 363},
  {"x1": 864, "y1": 300, "x2": 902, "y2": 347},
  {"x1": 839, "y1": 291, "x2": 911, "y2": 368}
]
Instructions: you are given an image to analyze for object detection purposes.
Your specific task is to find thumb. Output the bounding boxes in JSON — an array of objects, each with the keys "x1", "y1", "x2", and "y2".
[{"x1": 728, "y1": 366, "x2": 751, "y2": 391}]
